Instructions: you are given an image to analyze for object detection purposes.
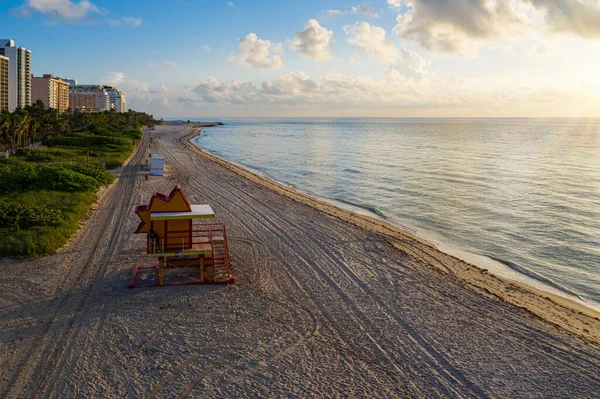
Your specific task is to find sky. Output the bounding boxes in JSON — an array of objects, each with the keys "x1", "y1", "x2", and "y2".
[{"x1": 2, "y1": 0, "x2": 600, "y2": 118}]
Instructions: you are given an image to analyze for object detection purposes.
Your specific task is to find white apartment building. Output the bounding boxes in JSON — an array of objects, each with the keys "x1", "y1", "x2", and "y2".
[
  {"x1": 0, "y1": 39, "x2": 32, "y2": 111},
  {"x1": 103, "y1": 86, "x2": 127, "y2": 113}
]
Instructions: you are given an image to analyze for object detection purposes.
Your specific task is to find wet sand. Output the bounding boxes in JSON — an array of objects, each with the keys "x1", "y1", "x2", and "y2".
[{"x1": 1, "y1": 124, "x2": 599, "y2": 398}]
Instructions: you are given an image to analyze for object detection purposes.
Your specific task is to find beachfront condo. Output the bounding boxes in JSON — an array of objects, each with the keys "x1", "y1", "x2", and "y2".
[
  {"x1": 0, "y1": 55, "x2": 8, "y2": 111},
  {"x1": 103, "y1": 86, "x2": 128, "y2": 112},
  {"x1": 0, "y1": 39, "x2": 31, "y2": 111},
  {"x1": 32, "y1": 74, "x2": 71, "y2": 113},
  {"x1": 69, "y1": 85, "x2": 111, "y2": 112}
]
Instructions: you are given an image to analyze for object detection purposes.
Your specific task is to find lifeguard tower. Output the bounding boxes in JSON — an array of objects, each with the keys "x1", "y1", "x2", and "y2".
[{"x1": 129, "y1": 185, "x2": 234, "y2": 288}]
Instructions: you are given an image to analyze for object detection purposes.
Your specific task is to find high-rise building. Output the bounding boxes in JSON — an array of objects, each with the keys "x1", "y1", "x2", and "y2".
[
  {"x1": 0, "y1": 55, "x2": 8, "y2": 111},
  {"x1": 103, "y1": 86, "x2": 127, "y2": 112},
  {"x1": 0, "y1": 39, "x2": 31, "y2": 111},
  {"x1": 32, "y1": 74, "x2": 71, "y2": 112},
  {"x1": 69, "y1": 85, "x2": 110, "y2": 112}
]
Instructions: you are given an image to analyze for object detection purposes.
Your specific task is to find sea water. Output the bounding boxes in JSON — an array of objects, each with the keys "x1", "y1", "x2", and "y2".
[{"x1": 189, "y1": 118, "x2": 600, "y2": 310}]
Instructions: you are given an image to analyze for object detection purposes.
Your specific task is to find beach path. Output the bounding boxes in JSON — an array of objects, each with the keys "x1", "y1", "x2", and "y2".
[{"x1": 1, "y1": 125, "x2": 600, "y2": 398}]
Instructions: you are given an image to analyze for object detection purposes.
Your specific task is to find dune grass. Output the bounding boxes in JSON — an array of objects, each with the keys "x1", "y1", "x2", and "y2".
[
  {"x1": 0, "y1": 191, "x2": 96, "y2": 256},
  {"x1": 15, "y1": 126, "x2": 142, "y2": 168},
  {"x1": 0, "y1": 109, "x2": 158, "y2": 257}
]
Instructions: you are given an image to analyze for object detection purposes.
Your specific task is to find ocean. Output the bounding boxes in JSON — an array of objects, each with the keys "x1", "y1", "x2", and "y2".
[{"x1": 189, "y1": 118, "x2": 600, "y2": 310}]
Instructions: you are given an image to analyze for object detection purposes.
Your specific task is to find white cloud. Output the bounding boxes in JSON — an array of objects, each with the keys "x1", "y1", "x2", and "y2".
[
  {"x1": 393, "y1": 0, "x2": 600, "y2": 54},
  {"x1": 102, "y1": 71, "x2": 125, "y2": 85},
  {"x1": 351, "y1": 4, "x2": 379, "y2": 18},
  {"x1": 525, "y1": 0, "x2": 600, "y2": 38},
  {"x1": 386, "y1": 0, "x2": 403, "y2": 10},
  {"x1": 227, "y1": 2, "x2": 234, "y2": 7},
  {"x1": 150, "y1": 82, "x2": 171, "y2": 94},
  {"x1": 203, "y1": 44, "x2": 211, "y2": 52},
  {"x1": 290, "y1": 19, "x2": 333, "y2": 61},
  {"x1": 123, "y1": 16, "x2": 142, "y2": 26},
  {"x1": 107, "y1": 18, "x2": 120, "y2": 27},
  {"x1": 12, "y1": 0, "x2": 101, "y2": 21},
  {"x1": 121, "y1": 68, "x2": 600, "y2": 118},
  {"x1": 325, "y1": 9, "x2": 344, "y2": 16},
  {"x1": 388, "y1": 48, "x2": 433, "y2": 79},
  {"x1": 393, "y1": 0, "x2": 522, "y2": 54},
  {"x1": 161, "y1": 60, "x2": 178, "y2": 68},
  {"x1": 192, "y1": 77, "x2": 258, "y2": 104},
  {"x1": 344, "y1": 22, "x2": 399, "y2": 62},
  {"x1": 261, "y1": 71, "x2": 321, "y2": 96},
  {"x1": 228, "y1": 33, "x2": 284, "y2": 69}
]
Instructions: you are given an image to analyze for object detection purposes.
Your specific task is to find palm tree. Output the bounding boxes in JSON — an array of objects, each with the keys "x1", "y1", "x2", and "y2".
[{"x1": 0, "y1": 117, "x2": 11, "y2": 153}]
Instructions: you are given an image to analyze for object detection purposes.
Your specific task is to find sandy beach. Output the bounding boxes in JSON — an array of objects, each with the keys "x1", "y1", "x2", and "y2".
[{"x1": 1, "y1": 124, "x2": 600, "y2": 398}]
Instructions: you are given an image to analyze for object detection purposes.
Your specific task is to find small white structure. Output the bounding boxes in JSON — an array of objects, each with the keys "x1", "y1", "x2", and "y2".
[{"x1": 149, "y1": 154, "x2": 165, "y2": 176}]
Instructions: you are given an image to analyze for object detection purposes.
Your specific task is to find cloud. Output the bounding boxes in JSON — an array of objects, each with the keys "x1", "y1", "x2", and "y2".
[
  {"x1": 324, "y1": 9, "x2": 344, "y2": 16},
  {"x1": 261, "y1": 71, "x2": 321, "y2": 96},
  {"x1": 192, "y1": 77, "x2": 258, "y2": 104},
  {"x1": 228, "y1": 33, "x2": 283, "y2": 69},
  {"x1": 525, "y1": 0, "x2": 600, "y2": 38},
  {"x1": 150, "y1": 82, "x2": 170, "y2": 94},
  {"x1": 388, "y1": 48, "x2": 433, "y2": 79},
  {"x1": 351, "y1": 4, "x2": 379, "y2": 18},
  {"x1": 12, "y1": 0, "x2": 101, "y2": 22},
  {"x1": 123, "y1": 16, "x2": 142, "y2": 26},
  {"x1": 102, "y1": 71, "x2": 125, "y2": 85},
  {"x1": 290, "y1": 19, "x2": 334, "y2": 60},
  {"x1": 344, "y1": 22, "x2": 399, "y2": 62},
  {"x1": 393, "y1": 0, "x2": 522, "y2": 54},
  {"x1": 120, "y1": 68, "x2": 600, "y2": 118},
  {"x1": 386, "y1": 0, "x2": 403, "y2": 10},
  {"x1": 107, "y1": 18, "x2": 120, "y2": 27},
  {"x1": 393, "y1": 0, "x2": 600, "y2": 54},
  {"x1": 161, "y1": 60, "x2": 178, "y2": 68},
  {"x1": 227, "y1": 2, "x2": 234, "y2": 7},
  {"x1": 203, "y1": 44, "x2": 211, "y2": 52}
]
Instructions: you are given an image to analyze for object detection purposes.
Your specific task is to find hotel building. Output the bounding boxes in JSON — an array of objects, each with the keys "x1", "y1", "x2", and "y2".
[
  {"x1": 0, "y1": 39, "x2": 31, "y2": 111},
  {"x1": 0, "y1": 55, "x2": 8, "y2": 111},
  {"x1": 32, "y1": 74, "x2": 71, "y2": 112},
  {"x1": 103, "y1": 86, "x2": 127, "y2": 113},
  {"x1": 69, "y1": 85, "x2": 110, "y2": 112}
]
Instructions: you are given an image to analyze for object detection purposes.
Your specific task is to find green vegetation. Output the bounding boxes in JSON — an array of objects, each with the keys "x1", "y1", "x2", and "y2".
[
  {"x1": 0, "y1": 191, "x2": 96, "y2": 256},
  {"x1": 0, "y1": 102, "x2": 159, "y2": 256}
]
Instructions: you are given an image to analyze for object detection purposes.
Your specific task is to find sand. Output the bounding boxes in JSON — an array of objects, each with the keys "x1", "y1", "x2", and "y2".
[{"x1": 1, "y1": 124, "x2": 600, "y2": 398}]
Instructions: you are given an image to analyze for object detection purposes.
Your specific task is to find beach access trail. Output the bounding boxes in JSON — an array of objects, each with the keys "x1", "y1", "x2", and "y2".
[{"x1": 1, "y1": 124, "x2": 600, "y2": 398}]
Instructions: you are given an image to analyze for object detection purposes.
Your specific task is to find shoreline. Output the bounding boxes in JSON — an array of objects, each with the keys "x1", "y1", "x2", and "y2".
[{"x1": 183, "y1": 126, "x2": 600, "y2": 343}]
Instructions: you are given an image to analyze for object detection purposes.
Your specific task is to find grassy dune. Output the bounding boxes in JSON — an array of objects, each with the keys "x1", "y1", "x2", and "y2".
[
  {"x1": 0, "y1": 109, "x2": 157, "y2": 256},
  {"x1": 0, "y1": 191, "x2": 96, "y2": 256}
]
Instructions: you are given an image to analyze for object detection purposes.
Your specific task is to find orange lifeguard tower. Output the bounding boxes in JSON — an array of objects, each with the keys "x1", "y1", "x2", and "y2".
[{"x1": 129, "y1": 185, "x2": 234, "y2": 288}]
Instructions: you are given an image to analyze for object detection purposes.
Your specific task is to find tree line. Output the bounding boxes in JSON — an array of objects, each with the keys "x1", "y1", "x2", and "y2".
[{"x1": 0, "y1": 100, "x2": 157, "y2": 153}]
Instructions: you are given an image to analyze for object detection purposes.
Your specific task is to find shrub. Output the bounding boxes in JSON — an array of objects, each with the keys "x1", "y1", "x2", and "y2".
[
  {"x1": 15, "y1": 148, "x2": 57, "y2": 162},
  {"x1": 0, "y1": 203, "x2": 64, "y2": 231},
  {"x1": 62, "y1": 163, "x2": 115, "y2": 185},
  {"x1": 0, "y1": 163, "x2": 108, "y2": 194},
  {"x1": 0, "y1": 161, "x2": 39, "y2": 193},
  {"x1": 46, "y1": 134, "x2": 128, "y2": 149},
  {"x1": 36, "y1": 164, "x2": 101, "y2": 192}
]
